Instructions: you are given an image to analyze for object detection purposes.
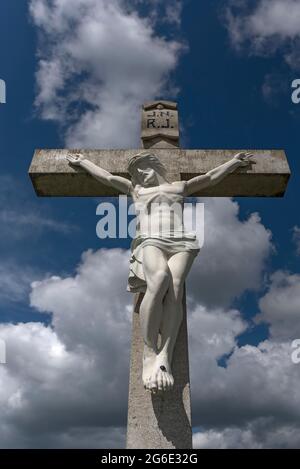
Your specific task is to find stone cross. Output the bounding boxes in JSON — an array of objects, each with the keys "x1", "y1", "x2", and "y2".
[{"x1": 29, "y1": 101, "x2": 290, "y2": 449}]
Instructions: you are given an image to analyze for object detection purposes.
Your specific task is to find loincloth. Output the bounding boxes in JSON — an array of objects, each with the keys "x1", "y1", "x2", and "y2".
[{"x1": 127, "y1": 234, "x2": 200, "y2": 293}]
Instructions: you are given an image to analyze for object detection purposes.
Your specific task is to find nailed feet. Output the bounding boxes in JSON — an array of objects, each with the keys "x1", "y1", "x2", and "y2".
[{"x1": 142, "y1": 348, "x2": 174, "y2": 393}]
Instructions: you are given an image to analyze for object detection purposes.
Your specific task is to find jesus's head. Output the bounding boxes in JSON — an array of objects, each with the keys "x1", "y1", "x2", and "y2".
[{"x1": 128, "y1": 151, "x2": 168, "y2": 187}]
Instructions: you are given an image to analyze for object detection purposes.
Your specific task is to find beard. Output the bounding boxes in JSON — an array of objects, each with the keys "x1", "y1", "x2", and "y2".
[{"x1": 143, "y1": 171, "x2": 156, "y2": 186}]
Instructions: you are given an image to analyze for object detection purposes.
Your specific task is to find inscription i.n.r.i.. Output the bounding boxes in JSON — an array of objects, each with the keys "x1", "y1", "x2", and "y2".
[{"x1": 146, "y1": 111, "x2": 174, "y2": 129}]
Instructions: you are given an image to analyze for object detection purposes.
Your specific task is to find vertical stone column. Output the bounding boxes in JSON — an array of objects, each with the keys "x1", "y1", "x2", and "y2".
[{"x1": 126, "y1": 102, "x2": 192, "y2": 449}]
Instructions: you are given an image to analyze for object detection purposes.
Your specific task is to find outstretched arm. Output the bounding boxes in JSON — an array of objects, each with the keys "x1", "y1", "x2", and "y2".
[
  {"x1": 66, "y1": 154, "x2": 133, "y2": 195},
  {"x1": 185, "y1": 152, "x2": 255, "y2": 196}
]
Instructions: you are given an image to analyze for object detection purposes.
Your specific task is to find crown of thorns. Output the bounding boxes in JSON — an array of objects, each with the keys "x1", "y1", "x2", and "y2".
[{"x1": 127, "y1": 151, "x2": 164, "y2": 175}]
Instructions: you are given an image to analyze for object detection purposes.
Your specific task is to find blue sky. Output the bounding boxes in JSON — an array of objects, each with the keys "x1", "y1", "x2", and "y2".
[{"x1": 0, "y1": 0, "x2": 300, "y2": 449}]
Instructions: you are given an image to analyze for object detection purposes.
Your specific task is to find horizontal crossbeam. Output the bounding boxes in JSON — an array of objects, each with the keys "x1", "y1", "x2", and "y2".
[{"x1": 29, "y1": 149, "x2": 290, "y2": 197}]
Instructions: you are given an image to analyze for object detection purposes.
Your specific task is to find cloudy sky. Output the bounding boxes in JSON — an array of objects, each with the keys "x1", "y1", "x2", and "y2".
[{"x1": 0, "y1": 0, "x2": 300, "y2": 449}]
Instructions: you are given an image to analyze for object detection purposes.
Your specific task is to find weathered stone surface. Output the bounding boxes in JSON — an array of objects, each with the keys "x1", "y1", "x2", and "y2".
[
  {"x1": 29, "y1": 148, "x2": 290, "y2": 197},
  {"x1": 126, "y1": 292, "x2": 192, "y2": 449},
  {"x1": 141, "y1": 101, "x2": 179, "y2": 148}
]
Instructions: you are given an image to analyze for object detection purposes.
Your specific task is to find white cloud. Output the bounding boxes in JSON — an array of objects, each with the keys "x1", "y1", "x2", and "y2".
[
  {"x1": 0, "y1": 175, "x2": 75, "y2": 239},
  {"x1": 0, "y1": 196, "x2": 279, "y2": 447},
  {"x1": 188, "y1": 264, "x2": 300, "y2": 447},
  {"x1": 225, "y1": 0, "x2": 300, "y2": 69},
  {"x1": 0, "y1": 210, "x2": 73, "y2": 237},
  {"x1": 0, "y1": 322, "x2": 127, "y2": 448},
  {"x1": 1, "y1": 244, "x2": 299, "y2": 448},
  {"x1": 29, "y1": 0, "x2": 185, "y2": 148},
  {"x1": 188, "y1": 198, "x2": 272, "y2": 307},
  {"x1": 261, "y1": 73, "x2": 289, "y2": 105},
  {"x1": 0, "y1": 176, "x2": 76, "y2": 304},
  {"x1": 165, "y1": 1, "x2": 183, "y2": 27},
  {"x1": 293, "y1": 226, "x2": 300, "y2": 255},
  {"x1": 130, "y1": 0, "x2": 183, "y2": 27},
  {"x1": 256, "y1": 270, "x2": 300, "y2": 341},
  {"x1": 0, "y1": 249, "x2": 132, "y2": 447},
  {"x1": 189, "y1": 305, "x2": 247, "y2": 362},
  {"x1": 193, "y1": 420, "x2": 300, "y2": 449},
  {"x1": 0, "y1": 262, "x2": 39, "y2": 304},
  {"x1": 194, "y1": 426, "x2": 259, "y2": 449},
  {"x1": 190, "y1": 320, "x2": 300, "y2": 442},
  {"x1": 30, "y1": 249, "x2": 132, "y2": 352}
]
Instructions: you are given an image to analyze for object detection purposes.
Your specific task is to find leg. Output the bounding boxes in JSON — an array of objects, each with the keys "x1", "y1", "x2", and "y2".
[
  {"x1": 139, "y1": 246, "x2": 170, "y2": 390},
  {"x1": 152, "y1": 251, "x2": 196, "y2": 391}
]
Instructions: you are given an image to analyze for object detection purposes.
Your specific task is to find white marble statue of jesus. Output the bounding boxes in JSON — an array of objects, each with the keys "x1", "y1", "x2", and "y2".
[{"x1": 67, "y1": 151, "x2": 254, "y2": 394}]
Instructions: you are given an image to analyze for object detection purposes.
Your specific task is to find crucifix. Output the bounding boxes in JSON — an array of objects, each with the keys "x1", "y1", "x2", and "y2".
[{"x1": 29, "y1": 101, "x2": 290, "y2": 449}]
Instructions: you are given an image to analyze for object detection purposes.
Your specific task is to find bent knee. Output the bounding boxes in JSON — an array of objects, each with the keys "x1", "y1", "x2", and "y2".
[
  {"x1": 147, "y1": 269, "x2": 170, "y2": 293},
  {"x1": 171, "y1": 278, "x2": 185, "y2": 300}
]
